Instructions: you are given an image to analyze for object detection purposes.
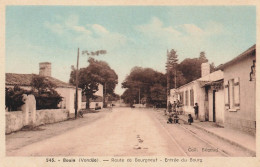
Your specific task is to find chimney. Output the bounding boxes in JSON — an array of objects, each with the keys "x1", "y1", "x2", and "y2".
[
  {"x1": 201, "y1": 62, "x2": 210, "y2": 77},
  {"x1": 39, "y1": 62, "x2": 51, "y2": 77}
]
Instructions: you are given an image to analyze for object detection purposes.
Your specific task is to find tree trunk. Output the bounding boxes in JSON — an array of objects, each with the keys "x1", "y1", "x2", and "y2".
[{"x1": 86, "y1": 97, "x2": 90, "y2": 109}]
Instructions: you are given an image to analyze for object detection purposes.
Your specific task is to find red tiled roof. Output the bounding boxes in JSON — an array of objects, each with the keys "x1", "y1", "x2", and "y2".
[{"x1": 6, "y1": 73, "x2": 76, "y2": 88}]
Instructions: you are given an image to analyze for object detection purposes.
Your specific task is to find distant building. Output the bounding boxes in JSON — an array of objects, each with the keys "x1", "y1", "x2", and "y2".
[
  {"x1": 82, "y1": 84, "x2": 103, "y2": 109},
  {"x1": 6, "y1": 62, "x2": 82, "y2": 114},
  {"x1": 217, "y1": 44, "x2": 256, "y2": 134}
]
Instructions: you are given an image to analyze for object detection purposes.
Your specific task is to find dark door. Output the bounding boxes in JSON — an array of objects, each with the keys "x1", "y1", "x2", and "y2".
[
  {"x1": 205, "y1": 87, "x2": 209, "y2": 121},
  {"x1": 213, "y1": 90, "x2": 216, "y2": 122}
]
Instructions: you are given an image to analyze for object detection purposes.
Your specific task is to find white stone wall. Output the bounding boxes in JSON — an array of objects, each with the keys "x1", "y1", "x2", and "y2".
[
  {"x1": 177, "y1": 82, "x2": 196, "y2": 115},
  {"x1": 94, "y1": 84, "x2": 103, "y2": 97},
  {"x1": 223, "y1": 55, "x2": 256, "y2": 134},
  {"x1": 5, "y1": 111, "x2": 24, "y2": 134},
  {"x1": 56, "y1": 87, "x2": 82, "y2": 114},
  {"x1": 5, "y1": 93, "x2": 71, "y2": 134},
  {"x1": 177, "y1": 70, "x2": 224, "y2": 121},
  {"x1": 90, "y1": 102, "x2": 103, "y2": 109},
  {"x1": 35, "y1": 109, "x2": 69, "y2": 126}
]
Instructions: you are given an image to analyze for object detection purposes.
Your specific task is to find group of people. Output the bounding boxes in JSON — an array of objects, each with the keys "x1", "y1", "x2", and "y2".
[
  {"x1": 167, "y1": 112, "x2": 180, "y2": 124},
  {"x1": 167, "y1": 100, "x2": 181, "y2": 114},
  {"x1": 166, "y1": 101, "x2": 199, "y2": 125},
  {"x1": 166, "y1": 100, "x2": 181, "y2": 124}
]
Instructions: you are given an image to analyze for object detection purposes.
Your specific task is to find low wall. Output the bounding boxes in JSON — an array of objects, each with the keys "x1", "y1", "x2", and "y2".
[
  {"x1": 89, "y1": 102, "x2": 103, "y2": 109},
  {"x1": 5, "y1": 111, "x2": 24, "y2": 134},
  {"x1": 6, "y1": 109, "x2": 69, "y2": 134},
  {"x1": 133, "y1": 104, "x2": 146, "y2": 108},
  {"x1": 36, "y1": 109, "x2": 69, "y2": 126}
]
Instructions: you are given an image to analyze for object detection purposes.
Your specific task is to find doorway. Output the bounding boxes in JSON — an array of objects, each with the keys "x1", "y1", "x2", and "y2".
[
  {"x1": 204, "y1": 87, "x2": 209, "y2": 121},
  {"x1": 213, "y1": 90, "x2": 216, "y2": 122}
]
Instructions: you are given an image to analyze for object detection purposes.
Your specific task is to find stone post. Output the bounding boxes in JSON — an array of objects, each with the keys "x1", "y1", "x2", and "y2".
[{"x1": 21, "y1": 94, "x2": 36, "y2": 127}]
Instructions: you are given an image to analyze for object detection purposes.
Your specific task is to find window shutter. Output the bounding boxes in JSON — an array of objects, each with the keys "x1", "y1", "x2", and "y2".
[
  {"x1": 234, "y1": 77, "x2": 240, "y2": 107},
  {"x1": 224, "y1": 80, "x2": 229, "y2": 109}
]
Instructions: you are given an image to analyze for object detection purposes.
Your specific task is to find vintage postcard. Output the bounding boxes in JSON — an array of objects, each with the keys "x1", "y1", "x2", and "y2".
[{"x1": 0, "y1": 0, "x2": 259, "y2": 167}]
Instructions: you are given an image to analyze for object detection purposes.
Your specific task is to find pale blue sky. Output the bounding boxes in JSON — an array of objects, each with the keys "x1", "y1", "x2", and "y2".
[{"x1": 6, "y1": 6, "x2": 256, "y2": 95}]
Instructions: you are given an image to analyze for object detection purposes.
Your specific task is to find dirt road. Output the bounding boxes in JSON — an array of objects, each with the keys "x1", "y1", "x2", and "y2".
[{"x1": 6, "y1": 107, "x2": 251, "y2": 156}]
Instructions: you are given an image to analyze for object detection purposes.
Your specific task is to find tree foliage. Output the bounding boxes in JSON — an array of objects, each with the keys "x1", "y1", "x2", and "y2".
[
  {"x1": 31, "y1": 75, "x2": 62, "y2": 110},
  {"x1": 6, "y1": 76, "x2": 63, "y2": 111},
  {"x1": 121, "y1": 51, "x2": 216, "y2": 107},
  {"x1": 69, "y1": 58, "x2": 118, "y2": 108},
  {"x1": 121, "y1": 67, "x2": 166, "y2": 107},
  {"x1": 177, "y1": 52, "x2": 215, "y2": 84},
  {"x1": 5, "y1": 86, "x2": 31, "y2": 111}
]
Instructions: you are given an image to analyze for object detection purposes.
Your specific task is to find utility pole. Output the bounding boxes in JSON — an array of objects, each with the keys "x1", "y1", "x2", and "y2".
[
  {"x1": 166, "y1": 50, "x2": 171, "y2": 112},
  {"x1": 75, "y1": 48, "x2": 79, "y2": 119},
  {"x1": 175, "y1": 70, "x2": 177, "y2": 89},
  {"x1": 104, "y1": 82, "x2": 107, "y2": 107},
  {"x1": 139, "y1": 87, "x2": 141, "y2": 104},
  {"x1": 74, "y1": 48, "x2": 107, "y2": 119}
]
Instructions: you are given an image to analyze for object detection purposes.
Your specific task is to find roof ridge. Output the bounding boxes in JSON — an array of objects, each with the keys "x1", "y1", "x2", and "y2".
[
  {"x1": 216, "y1": 44, "x2": 256, "y2": 70},
  {"x1": 6, "y1": 73, "x2": 76, "y2": 89}
]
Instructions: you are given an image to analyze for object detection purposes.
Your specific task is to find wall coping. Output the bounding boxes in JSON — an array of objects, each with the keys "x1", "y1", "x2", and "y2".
[
  {"x1": 5, "y1": 111, "x2": 22, "y2": 114},
  {"x1": 36, "y1": 109, "x2": 69, "y2": 112}
]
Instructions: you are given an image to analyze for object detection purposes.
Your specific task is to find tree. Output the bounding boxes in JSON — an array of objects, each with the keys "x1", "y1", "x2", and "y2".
[
  {"x1": 150, "y1": 84, "x2": 167, "y2": 107},
  {"x1": 121, "y1": 67, "x2": 167, "y2": 107},
  {"x1": 5, "y1": 86, "x2": 31, "y2": 111},
  {"x1": 31, "y1": 75, "x2": 62, "y2": 110},
  {"x1": 107, "y1": 93, "x2": 120, "y2": 102},
  {"x1": 178, "y1": 52, "x2": 215, "y2": 84},
  {"x1": 199, "y1": 51, "x2": 208, "y2": 62},
  {"x1": 31, "y1": 75, "x2": 56, "y2": 93},
  {"x1": 70, "y1": 58, "x2": 118, "y2": 108},
  {"x1": 178, "y1": 58, "x2": 202, "y2": 83}
]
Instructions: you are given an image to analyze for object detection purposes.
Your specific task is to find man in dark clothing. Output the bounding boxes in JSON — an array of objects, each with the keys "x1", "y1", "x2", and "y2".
[
  {"x1": 188, "y1": 114, "x2": 193, "y2": 125},
  {"x1": 194, "y1": 103, "x2": 199, "y2": 120},
  {"x1": 167, "y1": 101, "x2": 172, "y2": 113}
]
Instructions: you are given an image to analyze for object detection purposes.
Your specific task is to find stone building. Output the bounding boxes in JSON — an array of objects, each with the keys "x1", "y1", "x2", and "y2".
[
  {"x1": 82, "y1": 84, "x2": 104, "y2": 109},
  {"x1": 171, "y1": 44, "x2": 256, "y2": 134},
  {"x1": 216, "y1": 44, "x2": 256, "y2": 134},
  {"x1": 6, "y1": 62, "x2": 82, "y2": 114},
  {"x1": 171, "y1": 64, "x2": 224, "y2": 124}
]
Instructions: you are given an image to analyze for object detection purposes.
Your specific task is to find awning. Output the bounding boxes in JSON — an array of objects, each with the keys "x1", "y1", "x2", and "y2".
[{"x1": 201, "y1": 79, "x2": 224, "y2": 90}]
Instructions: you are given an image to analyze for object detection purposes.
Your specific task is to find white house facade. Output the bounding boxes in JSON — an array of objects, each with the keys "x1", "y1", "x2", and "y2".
[{"x1": 6, "y1": 62, "x2": 82, "y2": 114}]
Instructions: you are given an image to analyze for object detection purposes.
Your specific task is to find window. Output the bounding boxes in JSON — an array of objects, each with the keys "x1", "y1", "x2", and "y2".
[
  {"x1": 185, "y1": 90, "x2": 189, "y2": 106},
  {"x1": 225, "y1": 78, "x2": 240, "y2": 111},
  {"x1": 229, "y1": 79, "x2": 234, "y2": 108},
  {"x1": 190, "y1": 89, "x2": 194, "y2": 106}
]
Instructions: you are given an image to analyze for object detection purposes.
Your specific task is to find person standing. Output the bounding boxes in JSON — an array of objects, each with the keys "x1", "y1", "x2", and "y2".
[
  {"x1": 194, "y1": 103, "x2": 199, "y2": 120},
  {"x1": 173, "y1": 101, "x2": 177, "y2": 113},
  {"x1": 167, "y1": 101, "x2": 172, "y2": 113}
]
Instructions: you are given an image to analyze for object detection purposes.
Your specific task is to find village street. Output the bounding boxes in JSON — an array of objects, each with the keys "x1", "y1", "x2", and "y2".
[{"x1": 6, "y1": 107, "x2": 252, "y2": 157}]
